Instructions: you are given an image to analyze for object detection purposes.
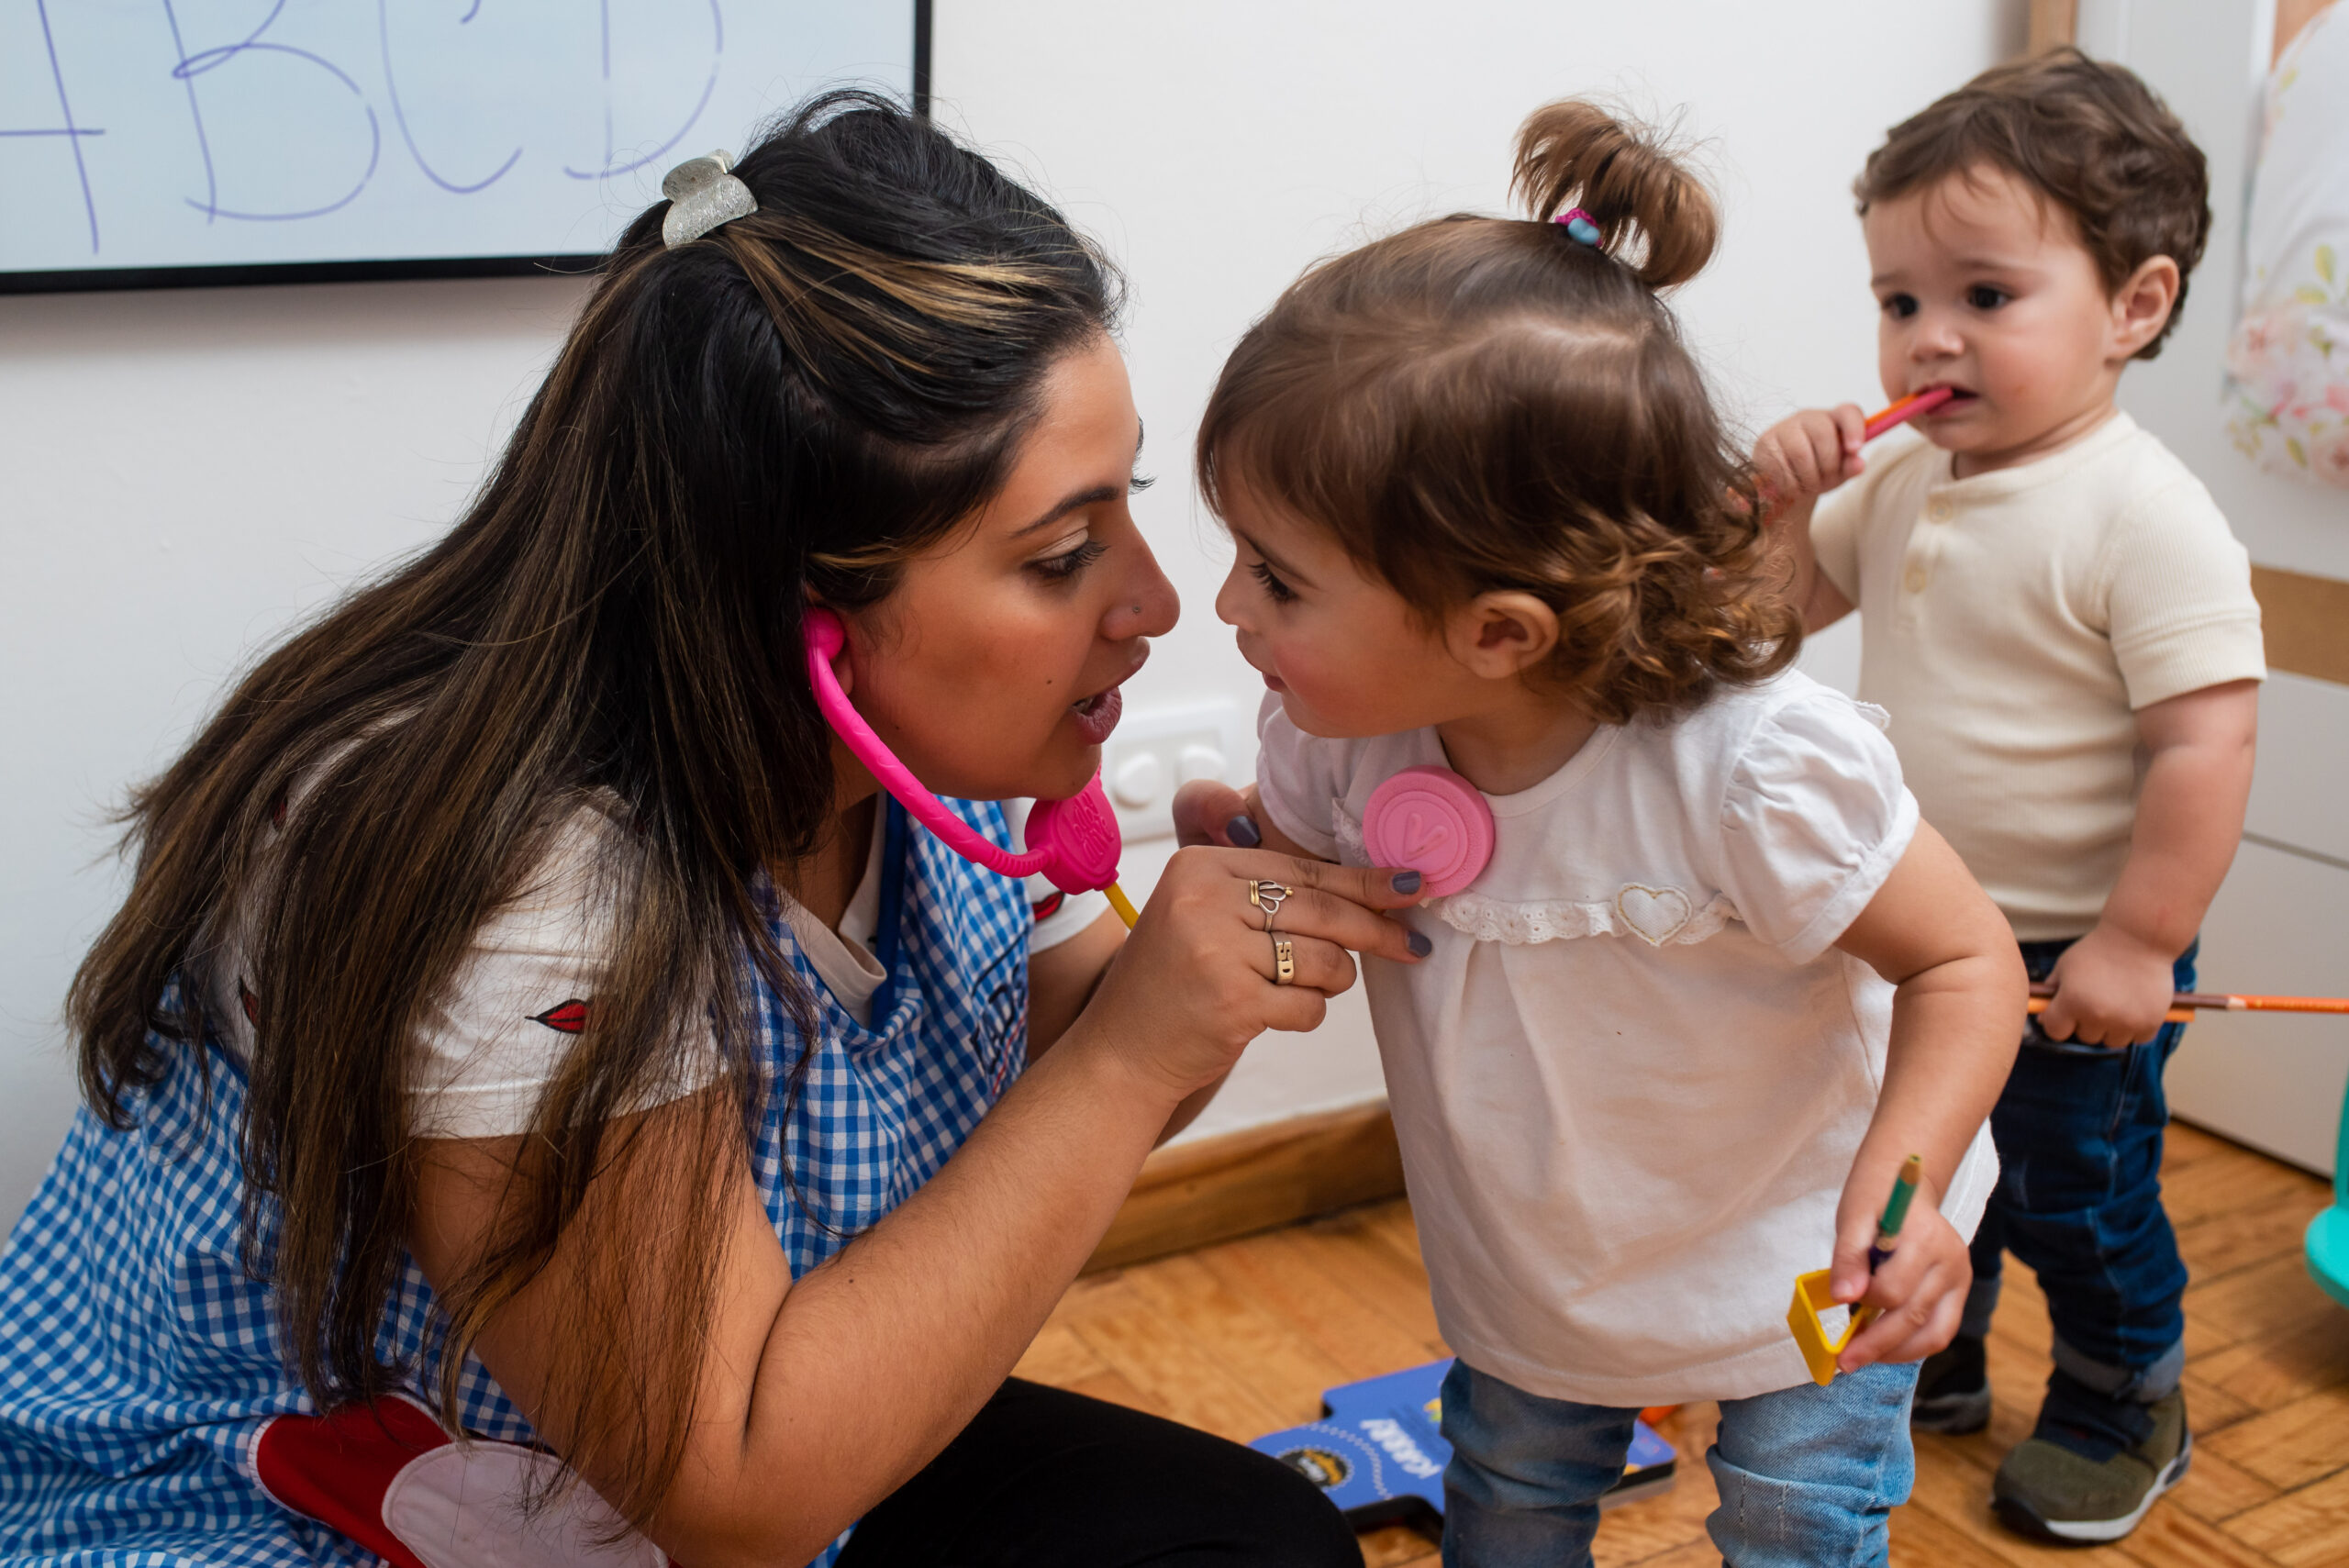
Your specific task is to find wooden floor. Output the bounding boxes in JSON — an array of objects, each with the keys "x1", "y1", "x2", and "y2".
[{"x1": 1014, "y1": 1119, "x2": 2349, "y2": 1567}]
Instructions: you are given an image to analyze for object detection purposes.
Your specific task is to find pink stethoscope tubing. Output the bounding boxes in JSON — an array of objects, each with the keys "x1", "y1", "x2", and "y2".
[
  {"x1": 802, "y1": 608, "x2": 1137, "y2": 924},
  {"x1": 804, "y1": 609, "x2": 1050, "y2": 878}
]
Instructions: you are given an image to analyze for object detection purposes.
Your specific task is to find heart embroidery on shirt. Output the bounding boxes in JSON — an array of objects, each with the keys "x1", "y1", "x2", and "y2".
[{"x1": 1615, "y1": 884, "x2": 1694, "y2": 946}]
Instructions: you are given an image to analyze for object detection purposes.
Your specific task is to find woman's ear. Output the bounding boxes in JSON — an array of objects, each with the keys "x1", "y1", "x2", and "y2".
[
  {"x1": 2110, "y1": 255, "x2": 2181, "y2": 361},
  {"x1": 1444, "y1": 591, "x2": 1560, "y2": 678}
]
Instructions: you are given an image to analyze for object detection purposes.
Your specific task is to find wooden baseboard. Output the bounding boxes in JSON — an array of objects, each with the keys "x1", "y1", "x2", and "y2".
[
  {"x1": 1084, "y1": 1101, "x2": 1407, "y2": 1274},
  {"x1": 2253, "y1": 564, "x2": 2349, "y2": 687}
]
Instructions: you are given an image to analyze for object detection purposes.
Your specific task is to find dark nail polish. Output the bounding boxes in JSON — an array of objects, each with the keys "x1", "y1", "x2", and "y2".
[
  {"x1": 1407, "y1": 929, "x2": 1432, "y2": 957},
  {"x1": 1225, "y1": 815, "x2": 1262, "y2": 848},
  {"x1": 1391, "y1": 869, "x2": 1422, "y2": 894}
]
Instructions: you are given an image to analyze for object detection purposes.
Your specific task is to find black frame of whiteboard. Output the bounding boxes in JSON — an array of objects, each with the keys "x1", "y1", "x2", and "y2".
[{"x1": 0, "y1": 0, "x2": 932, "y2": 295}]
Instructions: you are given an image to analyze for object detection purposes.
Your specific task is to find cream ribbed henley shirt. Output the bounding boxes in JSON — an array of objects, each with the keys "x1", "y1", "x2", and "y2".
[{"x1": 1811, "y1": 412, "x2": 2266, "y2": 940}]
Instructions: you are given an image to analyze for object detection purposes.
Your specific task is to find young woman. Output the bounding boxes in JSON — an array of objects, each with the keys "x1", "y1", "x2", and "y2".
[{"x1": 0, "y1": 94, "x2": 1420, "y2": 1568}]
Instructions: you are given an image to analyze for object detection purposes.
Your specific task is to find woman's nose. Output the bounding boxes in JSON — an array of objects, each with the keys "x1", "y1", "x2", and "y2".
[{"x1": 1104, "y1": 548, "x2": 1180, "y2": 640}]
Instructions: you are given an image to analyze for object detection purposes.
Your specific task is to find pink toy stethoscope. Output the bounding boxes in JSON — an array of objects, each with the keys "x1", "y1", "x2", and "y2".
[
  {"x1": 807, "y1": 603, "x2": 1485, "y2": 911},
  {"x1": 805, "y1": 608, "x2": 1142, "y2": 928}
]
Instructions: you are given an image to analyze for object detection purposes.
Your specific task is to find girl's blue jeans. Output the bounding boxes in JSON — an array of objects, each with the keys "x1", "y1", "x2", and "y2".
[{"x1": 1438, "y1": 1356, "x2": 1920, "y2": 1568}]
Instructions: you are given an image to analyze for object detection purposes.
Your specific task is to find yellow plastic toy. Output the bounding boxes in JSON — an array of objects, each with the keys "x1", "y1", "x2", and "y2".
[
  {"x1": 1787, "y1": 1270, "x2": 1861, "y2": 1387},
  {"x1": 1787, "y1": 1154, "x2": 1921, "y2": 1385}
]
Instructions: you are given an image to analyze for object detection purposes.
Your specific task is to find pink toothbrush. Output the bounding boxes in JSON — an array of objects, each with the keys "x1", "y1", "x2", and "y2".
[{"x1": 804, "y1": 610, "x2": 1138, "y2": 928}]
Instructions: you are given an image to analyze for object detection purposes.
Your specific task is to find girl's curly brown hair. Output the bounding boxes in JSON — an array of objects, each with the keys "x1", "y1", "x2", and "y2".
[{"x1": 1197, "y1": 99, "x2": 1798, "y2": 727}]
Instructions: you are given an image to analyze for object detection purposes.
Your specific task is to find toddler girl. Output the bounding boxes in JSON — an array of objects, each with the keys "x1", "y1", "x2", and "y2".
[{"x1": 1176, "y1": 103, "x2": 2026, "y2": 1566}]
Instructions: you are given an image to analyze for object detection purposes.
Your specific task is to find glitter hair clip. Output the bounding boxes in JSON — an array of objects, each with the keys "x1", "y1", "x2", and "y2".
[
  {"x1": 661, "y1": 150, "x2": 756, "y2": 247},
  {"x1": 1553, "y1": 206, "x2": 1603, "y2": 247}
]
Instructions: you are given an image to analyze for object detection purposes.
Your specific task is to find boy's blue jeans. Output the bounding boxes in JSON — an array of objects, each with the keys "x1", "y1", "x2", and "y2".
[
  {"x1": 1963, "y1": 940, "x2": 2197, "y2": 1399},
  {"x1": 1438, "y1": 1357, "x2": 1920, "y2": 1567}
]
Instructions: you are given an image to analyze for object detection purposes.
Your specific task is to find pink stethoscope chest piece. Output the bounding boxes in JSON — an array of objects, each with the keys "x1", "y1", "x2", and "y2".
[
  {"x1": 1024, "y1": 779, "x2": 1123, "y2": 894},
  {"x1": 1362, "y1": 765, "x2": 1494, "y2": 897}
]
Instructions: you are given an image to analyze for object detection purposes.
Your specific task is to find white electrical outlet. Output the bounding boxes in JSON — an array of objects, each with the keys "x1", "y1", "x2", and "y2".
[{"x1": 1101, "y1": 698, "x2": 1251, "y2": 841}]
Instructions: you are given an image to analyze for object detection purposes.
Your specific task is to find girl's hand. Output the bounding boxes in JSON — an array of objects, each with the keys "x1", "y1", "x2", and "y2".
[
  {"x1": 1753, "y1": 405, "x2": 1868, "y2": 511},
  {"x1": 1172, "y1": 778, "x2": 1263, "y2": 849},
  {"x1": 1829, "y1": 1178, "x2": 1969, "y2": 1373},
  {"x1": 1067, "y1": 847, "x2": 1427, "y2": 1104}
]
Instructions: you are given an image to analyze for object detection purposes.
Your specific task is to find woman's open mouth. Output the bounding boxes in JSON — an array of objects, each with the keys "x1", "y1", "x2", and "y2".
[{"x1": 1070, "y1": 685, "x2": 1123, "y2": 745}]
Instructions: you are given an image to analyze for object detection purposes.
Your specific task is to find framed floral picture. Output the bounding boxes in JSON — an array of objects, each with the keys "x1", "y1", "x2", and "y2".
[{"x1": 2224, "y1": 2, "x2": 2349, "y2": 488}]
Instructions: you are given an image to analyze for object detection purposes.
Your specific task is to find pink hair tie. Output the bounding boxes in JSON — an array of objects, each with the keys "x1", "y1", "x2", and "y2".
[{"x1": 1554, "y1": 206, "x2": 1603, "y2": 247}]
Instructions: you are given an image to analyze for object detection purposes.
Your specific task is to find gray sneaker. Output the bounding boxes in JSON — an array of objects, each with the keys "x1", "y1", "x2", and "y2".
[
  {"x1": 1912, "y1": 1334, "x2": 1991, "y2": 1435},
  {"x1": 1993, "y1": 1373, "x2": 2188, "y2": 1542}
]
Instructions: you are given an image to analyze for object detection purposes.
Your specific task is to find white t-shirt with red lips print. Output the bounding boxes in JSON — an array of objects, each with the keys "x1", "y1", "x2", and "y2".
[{"x1": 208, "y1": 792, "x2": 1106, "y2": 1139}]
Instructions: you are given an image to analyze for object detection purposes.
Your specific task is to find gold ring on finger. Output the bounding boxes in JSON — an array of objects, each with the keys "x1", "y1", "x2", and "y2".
[
  {"x1": 1249, "y1": 878, "x2": 1292, "y2": 932},
  {"x1": 1272, "y1": 935, "x2": 1297, "y2": 985}
]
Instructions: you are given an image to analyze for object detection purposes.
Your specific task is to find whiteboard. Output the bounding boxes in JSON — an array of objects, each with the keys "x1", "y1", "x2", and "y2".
[{"x1": 0, "y1": 1, "x2": 923, "y2": 291}]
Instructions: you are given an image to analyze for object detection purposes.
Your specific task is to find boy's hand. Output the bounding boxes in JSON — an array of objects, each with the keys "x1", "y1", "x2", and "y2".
[
  {"x1": 1830, "y1": 1178, "x2": 1968, "y2": 1373},
  {"x1": 2039, "y1": 926, "x2": 2177, "y2": 1048},
  {"x1": 1753, "y1": 405, "x2": 1869, "y2": 510}
]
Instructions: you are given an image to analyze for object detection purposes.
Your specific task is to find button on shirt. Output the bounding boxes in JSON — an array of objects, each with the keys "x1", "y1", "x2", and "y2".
[{"x1": 1811, "y1": 414, "x2": 2266, "y2": 940}]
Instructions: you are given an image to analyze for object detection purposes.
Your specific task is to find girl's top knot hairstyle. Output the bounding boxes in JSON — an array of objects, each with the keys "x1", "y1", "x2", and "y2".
[
  {"x1": 1197, "y1": 99, "x2": 1796, "y2": 728},
  {"x1": 1512, "y1": 99, "x2": 1719, "y2": 291}
]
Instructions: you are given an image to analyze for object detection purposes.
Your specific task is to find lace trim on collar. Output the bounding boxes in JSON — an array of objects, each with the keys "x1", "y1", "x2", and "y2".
[
  {"x1": 1334, "y1": 804, "x2": 1738, "y2": 948},
  {"x1": 1427, "y1": 888, "x2": 1738, "y2": 947}
]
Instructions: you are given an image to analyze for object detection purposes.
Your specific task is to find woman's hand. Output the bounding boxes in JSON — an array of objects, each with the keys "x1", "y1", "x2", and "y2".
[
  {"x1": 412, "y1": 845, "x2": 1426, "y2": 1568},
  {"x1": 1065, "y1": 846, "x2": 1427, "y2": 1108}
]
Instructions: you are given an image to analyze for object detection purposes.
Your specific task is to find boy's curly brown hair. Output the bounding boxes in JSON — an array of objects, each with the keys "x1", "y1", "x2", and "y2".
[
  {"x1": 1196, "y1": 100, "x2": 1798, "y2": 728},
  {"x1": 1854, "y1": 49, "x2": 2210, "y2": 360}
]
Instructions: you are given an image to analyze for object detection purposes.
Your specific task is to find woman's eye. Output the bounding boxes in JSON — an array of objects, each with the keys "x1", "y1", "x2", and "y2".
[
  {"x1": 1032, "y1": 539, "x2": 1107, "y2": 581},
  {"x1": 1966, "y1": 285, "x2": 2009, "y2": 311},
  {"x1": 1880, "y1": 294, "x2": 1918, "y2": 320},
  {"x1": 1250, "y1": 560, "x2": 1297, "y2": 605},
  {"x1": 1130, "y1": 471, "x2": 1156, "y2": 494}
]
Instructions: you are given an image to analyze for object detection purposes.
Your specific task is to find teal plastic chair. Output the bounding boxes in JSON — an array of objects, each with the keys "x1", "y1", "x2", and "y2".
[{"x1": 2311, "y1": 1078, "x2": 2349, "y2": 1308}]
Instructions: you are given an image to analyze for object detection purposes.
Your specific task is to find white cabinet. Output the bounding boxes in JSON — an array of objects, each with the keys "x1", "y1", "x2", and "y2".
[
  {"x1": 2173, "y1": 674, "x2": 2349, "y2": 1175},
  {"x1": 2166, "y1": 837, "x2": 2349, "y2": 1173}
]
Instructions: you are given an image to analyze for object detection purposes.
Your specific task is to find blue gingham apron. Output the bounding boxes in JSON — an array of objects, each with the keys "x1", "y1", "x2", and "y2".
[{"x1": 0, "y1": 798, "x2": 1030, "y2": 1568}]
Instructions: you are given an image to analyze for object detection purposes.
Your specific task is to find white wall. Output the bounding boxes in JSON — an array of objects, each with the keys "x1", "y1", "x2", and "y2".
[{"x1": 0, "y1": 0, "x2": 2024, "y2": 1230}]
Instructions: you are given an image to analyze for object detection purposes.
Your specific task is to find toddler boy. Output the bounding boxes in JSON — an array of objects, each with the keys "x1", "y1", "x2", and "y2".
[{"x1": 1757, "y1": 50, "x2": 2264, "y2": 1544}]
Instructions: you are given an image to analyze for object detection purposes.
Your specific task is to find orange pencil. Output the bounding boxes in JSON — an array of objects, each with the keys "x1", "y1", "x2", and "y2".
[
  {"x1": 2026, "y1": 981, "x2": 2349, "y2": 1023},
  {"x1": 1861, "y1": 386, "x2": 1955, "y2": 440},
  {"x1": 2028, "y1": 996, "x2": 2196, "y2": 1025}
]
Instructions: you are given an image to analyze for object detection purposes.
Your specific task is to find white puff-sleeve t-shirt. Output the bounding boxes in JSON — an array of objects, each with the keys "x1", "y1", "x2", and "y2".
[{"x1": 1255, "y1": 671, "x2": 1998, "y2": 1405}]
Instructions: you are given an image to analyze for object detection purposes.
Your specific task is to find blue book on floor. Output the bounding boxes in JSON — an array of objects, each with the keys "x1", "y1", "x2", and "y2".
[{"x1": 1250, "y1": 1359, "x2": 1676, "y2": 1531}]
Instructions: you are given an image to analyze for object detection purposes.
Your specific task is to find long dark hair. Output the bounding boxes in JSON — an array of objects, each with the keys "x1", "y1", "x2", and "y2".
[
  {"x1": 1198, "y1": 101, "x2": 1797, "y2": 725},
  {"x1": 67, "y1": 90, "x2": 1118, "y2": 1525}
]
